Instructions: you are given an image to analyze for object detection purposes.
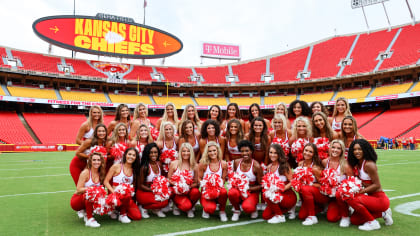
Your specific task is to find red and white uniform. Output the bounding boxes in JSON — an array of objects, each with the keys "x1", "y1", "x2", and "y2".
[
  {"x1": 162, "y1": 138, "x2": 177, "y2": 152},
  {"x1": 172, "y1": 168, "x2": 201, "y2": 212},
  {"x1": 113, "y1": 164, "x2": 133, "y2": 186},
  {"x1": 344, "y1": 160, "x2": 390, "y2": 225},
  {"x1": 201, "y1": 161, "x2": 228, "y2": 214},
  {"x1": 324, "y1": 160, "x2": 349, "y2": 222},
  {"x1": 227, "y1": 140, "x2": 241, "y2": 160},
  {"x1": 331, "y1": 118, "x2": 341, "y2": 132},
  {"x1": 70, "y1": 170, "x2": 102, "y2": 220},
  {"x1": 136, "y1": 164, "x2": 169, "y2": 210}
]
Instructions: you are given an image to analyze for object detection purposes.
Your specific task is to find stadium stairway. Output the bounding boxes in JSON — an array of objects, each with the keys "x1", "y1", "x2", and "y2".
[
  {"x1": 358, "y1": 110, "x2": 386, "y2": 129},
  {"x1": 1, "y1": 83, "x2": 11, "y2": 96},
  {"x1": 407, "y1": 81, "x2": 418, "y2": 93},
  {"x1": 54, "y1": 86, "x2": 62, "y2": 100},
  {"x1": 398, "y1": 122, "x2": 420, "y2": 137},
  {"x1": 191, "y1": 96, "x2": 198, "y2": 106},
  {"x1": 148, "y1": 94, "x2": 157, "y2": 105},
  {"x1": 17, "y1": 111, "x2": 41, "y2": 144},
  {"x1": 104, "y1": 91, "x2": 112, "y2": 103}
]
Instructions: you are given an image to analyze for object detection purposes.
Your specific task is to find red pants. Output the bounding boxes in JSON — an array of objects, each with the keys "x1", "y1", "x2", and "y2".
[
  {"x1": 200, "y1": 188, "x2": 227, "y2": 214},
  {"x1": 346, "y1": 191, "x2": 389, "y2": 225},
  {"x1": 326, "y1": 197, "x2": 349, "y2": 222},
  {"x1": 173, "y1": 188, "x2": 201, "y2": 212},
  {"x1": 136, "y1": 189, "x2": 169, "y2": 210},
  {"x1": 69, "y1": 156, "x2": 86, "y2": 186},
  {"x1": 228, "y1": 188, "x2": 259, "y2": 214},
  {"x1": 262, "y1": 189, "x2": 297, "y2": 220},
  {"x1": 299, "y1": 185, "x2": 329, "y2": 220},
  {"x1": 119, "y1": 196, "x2": 142, "y2": 220},
  {"x1": 70, "y1": 193, "x2": 94, "y2": 218}
]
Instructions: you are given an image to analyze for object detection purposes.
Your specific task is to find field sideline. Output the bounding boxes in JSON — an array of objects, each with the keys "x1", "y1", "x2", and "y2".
[{"x1": 0, "y1": 150, "x2": 419, "y2": 235}]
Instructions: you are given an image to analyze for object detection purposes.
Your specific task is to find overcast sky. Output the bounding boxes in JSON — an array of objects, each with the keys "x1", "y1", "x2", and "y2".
[{"x1": 0, "y1": 0, "x2": 418, "y2": 67}]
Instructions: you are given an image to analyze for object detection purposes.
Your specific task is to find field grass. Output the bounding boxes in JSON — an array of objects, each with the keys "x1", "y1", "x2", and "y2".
[{"x1": 0, "y1": 150, "x2": 419, "y2": 236}]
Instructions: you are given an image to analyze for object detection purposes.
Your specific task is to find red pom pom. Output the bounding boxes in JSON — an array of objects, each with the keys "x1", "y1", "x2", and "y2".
[
  {"x1": 291, "y1": 138, "x2": 309, "y2": 163},
  {"x1": 261, "y1": 172, "x2": 285, "y2": 203},
  {"x1": 336, "y1": 176, "x2": 362, "y2": 201},
  {"x1": 110, "y1": 143, "x2": 128, "y2": 164},
  {"x1": 260, "y1": 163, "x2": 268, "y2": 175},
  {"x1": 149, "y1": 127, "x2": 159, "y2": 141},
  {"x1": 200, "y1": 173, "x2": 224, "y2": 200},
  {"x1": 160, "y1": 150, "x2": 178, "y2": 173},
  {"x1": 227, "y1": 172, "x2": 249, "y2": 198},
  {"x1": 319, "y1": 168, "x2": 340, "y2": 197},
  {"x1": 227, "y1": 161, "x2": 234, "y2": 177},
  {"x1": 90, "y1": 145, "x2": 107, "y2": 160},
  {"x1": 272, "y1": 137, "x2": 290, "y2": 155},
  {"x1": 170, "y1": 170, "x2": 193, "y2": 195},
  {"x1": 151, "y1": 176, "x2": 172, "y2": 201},
  {"x1": 106, "y1": 183, "x2": 135, "y2": 208},
  {"x1": 291, "y1": 167, "x2": 314, "y2": 192},
  {"x1": 314, "y1": 137, "x2": 330, "y2": 160}
]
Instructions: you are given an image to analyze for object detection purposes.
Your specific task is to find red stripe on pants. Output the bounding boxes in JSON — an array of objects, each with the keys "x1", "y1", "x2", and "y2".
[
  {"x1": 136, "y1": 189, "x2": 169, "y2": 210},
  {"x1": 262, "y1": 189, "x2": 297, "y2": 220},
  {"x1": 346, "y1": 191, "x2": 389, "y2": 225},
  {"x1": 200, "y1": 188, "x2": 227, "y2": 214},
  {"x1": 299, "y1": 185, "x2": 329, "y2": 220},
  {"x1": 173, "y1": 188, "x2": 201, "y2": 212},
  {"x1": 69, "y1": 156, "x2": 87, "y2": 186},
  {"x1": 228, "y1": 188, "x2": 259, "y2": 214}
]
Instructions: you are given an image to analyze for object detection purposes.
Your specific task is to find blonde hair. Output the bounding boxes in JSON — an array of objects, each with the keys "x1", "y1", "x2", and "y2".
[
  {"x1": 135, "y1": 124, "x2": 154, "y2": 143},
  {"x1": 109, "y1": 123, "x2": 129, "y2": 145},
  {"x1": 178, "y1": 142, "x2": 196, "y2": 170},
  {"x1": 292, "y1": 116, "x2": 312, "y2": 138},
  {"x1": 179, "y1": 104, "x2": 201, "y2": 131},
  {"x1": 88, "y1": 105, "x2": 104, "y2": 129},
  {"x1": 133, "y1": 103, "x2": 148, "y2": 120},
  {"x1": 162, "y1": 102, "x2": 179, "y2": 123},
  {"x1": 332, "y1": 97, "x2": 352, "y2": 117},
  {"x1": 275, "y1": 102, "x2": 288, "y2": 119},
  {"x1": 329, "y1": 139, "x2": 346, "y2": 174},
  {"x1": 271, "y1": 114, "x2": 287, "y2": 131},
  {"x1": 157, "y1": 121, "x2": 176, "y2": 142},
  {"x1": 200, "y1": 141, "x2": 223, "y2": 165}
]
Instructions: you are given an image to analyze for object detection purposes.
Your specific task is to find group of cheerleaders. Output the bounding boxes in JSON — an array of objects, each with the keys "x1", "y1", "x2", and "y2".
[{"x1": 69, "y1": 97, "x2": 393, "y2": 231}]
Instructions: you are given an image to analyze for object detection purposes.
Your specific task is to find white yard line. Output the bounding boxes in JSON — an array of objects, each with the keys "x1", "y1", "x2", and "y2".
[
  {"x1": 377, "y1": 161, "x2": 420, "y2": 166},
  {"x1": 0, "y1": 167, "x2": 67, "y2": 171},
  {"x1": 0, "y1": 190, "x2": 73, "y2": 198},
  {"x1": 0, "y1": 174, "x2": 69, "y2": 179}
]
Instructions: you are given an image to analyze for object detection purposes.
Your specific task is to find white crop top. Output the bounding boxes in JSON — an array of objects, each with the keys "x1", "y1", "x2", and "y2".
[
  {"x1": 204, "y1": 161, "x2": 223, "y2": 177},
  {"x1": 112, "y1": 164, "x2": 133, "y2": 186},
  {"x1": 84, "y1": 170, "x2": 101, "y2": 187},
  {"x1": 146, "y1": 164, "x2": 161, "y2": 183},
  {"x1": 236, "y1": 159, "x2": 256, "y2": 183}
]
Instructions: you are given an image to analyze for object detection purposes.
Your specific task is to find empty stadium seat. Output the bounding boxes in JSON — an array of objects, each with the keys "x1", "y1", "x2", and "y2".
[
  {"x1": 231, "y1": 60, "x2": 266, "y2": 83},
  {"x1": 60, "y1": 90, "x2": 108, "y2": 102},
  {"x1": 229, "y1": 96, "x2": 260, "y2": 106},
  {"x1": 108, "y1": 94, "x2": 152, "y2": 104},
  {"x1": 195, "y1": 97, "x2": 228, "y2": 106},
  {"x1": 335, "y1": 88, "x2": 371, "y2": 102},
  {"x1": 153, "y1": 95, "x2": 194, "y2": 108},
  {"x1": 352, "y1": 110, "x2": 382, "y2": 127},
  {"x1": 299, "y1": 92, "x2": 334, "y2": 103},
  {"x1": 155, "y1": 67, "x2": 194, "y2": 83},
  {"x1": 369, "y1": 83, "x2": 412, "y2": 97},
  {"x1": 0, "y1": 112, "x2": 35, "y2": 144},
  {"x1": 64, "y1": 59, "x2": 108, "y2": 78},
  {"x1": 270, "y1": 47, "x2": 309, "y2": 82},
  {"x1": 124, "y1": 65, "x2": 154, "y2": 81},
  {"x1": 411, "y1": 83, "x2": 420, "y2": 92},
  {"x1": 264, "y1": 95, "x2": 297, "y2": 105},
  {"x1": 8, "y1": 86, "x2": 57, "y2": 99},
  {"x1": 194, "y1": 66, "x2": 230, "y2": 84},
  {"x1": 12, "y1": 50, "x2": 62, "y2": 74}
]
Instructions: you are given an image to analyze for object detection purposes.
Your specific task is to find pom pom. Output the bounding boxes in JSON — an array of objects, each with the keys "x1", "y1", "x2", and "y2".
[
  {"x1": 110, "y1": 142, "x2": 128, "y2": 164},
  {"x1": 160, "y1": 150, "x2": 178, "y2": 173},
  {"x1": 291, "y1": 138, "x2": 309, "y2": 163},
  {"x1": 336, "y1": 176, "x2": 363, "y2": 201},
  {"x1": 227, "y1": 160, "x2": 235, "y2": 177},
  {"x1": 150, "y1": 126, "x2": 160, "y2": 141},
  {"x1": 291, "y1": 167, "x2": 314, "y2": 192},
  {"x1": 151, "y1": 176, "x2": 172, "y2": 201},
  {"x1": 170, "y1": 170, "x2": 193, "y2": 195},
  {"x1": 90, "y1": 145, "x2": 107, "y2": 160},
  {"x1": 260, "y1": 163, "x2": 268, "y2": 175},
  {"x1": 106, "y1": 183, "x2": 135, "y2": 208},
  {"x1": 319, "y1": 168, "x2": 340, "y2": 197},
  {"x1": 261, "y1": 172, "x2": 285, "y2": 203},
  {"x1": 85, "y1": 186, "x2": 107, "y2": 202},
  {"x1": 314, "y1": 137, "x2": 330, "y2": 160},
  {"x1": 200, "y1": 173, "x2": 224, "y2": 200},
  {"x1": 227, "y1": 172, "x2": 249, "y2": 198},
  {"x1": 272, "y1": 137, "x2": 290, "y2": 155}
]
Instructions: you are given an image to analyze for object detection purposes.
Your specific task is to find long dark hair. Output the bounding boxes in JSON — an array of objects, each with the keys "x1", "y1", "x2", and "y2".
[
  {"x1": 248, "y1": 103, "x2": 262, "y2": 121},
  {"x1": 114, "y1": 104, "x2": 131, "y2": 121},
  {"x1": 201, "y1": 119, "x2": 220, "y2": 139},
  {"x1": 269, "y1": 143, "x2": 290, "y2": 175},
  {"x1": 226, "y1": 119, "x2": 244, "y2": 144},
  {"x1": 347, "y1": 139, "x2": 377, "y2": 168},
  {"x1": 249, "y1": 117, "x2": 268, "y2": 151},
  {"x1": 304, "y1": 143, "x2": 322, "y2": 168},
  {"x1": 91, "y1": 124, "x2": 107, "y2": 146},
  {"x1": 87, "y1": 152, "x2": 106, "y2": 183},
  {"x1": 225, "y1": 103, "x2": 242, "y2": 119},
  {"x1": 288, "y1": 100, "x2": 311, "y2": 118},
  {"x1": 140, "y1": 143, "x2": 161, "y2": 176},
  {"x1": 207, "y1": 105, "x2": 223, "y2": 124},
  {"x1": 122, "y1": 147, "x2": 141, "y2": 188}
]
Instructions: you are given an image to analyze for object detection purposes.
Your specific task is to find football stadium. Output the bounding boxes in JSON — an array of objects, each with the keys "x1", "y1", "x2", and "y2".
[{"x1": 0, "y1": 0, "x2": 419, "y2": 235}]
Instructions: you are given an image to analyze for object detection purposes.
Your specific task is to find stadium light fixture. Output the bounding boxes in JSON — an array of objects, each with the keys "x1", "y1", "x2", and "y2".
[
  {"x1": 262, "y1": 74, "x2": 273, "y2": 83},
  {"x1": 39, "y1": 84, "x2": 45, "y2": 89},
  {"x1": 114, "y1": 90, "x2": 119, "y2": 95},
  {"x1": 7, "y1": 81, "x2": 12, "y2": 86},
  {"x1": 66, "y1": 86, "x2": 71, "y2": 91},
  {"x1": 214, "y1": 94, "x2": 218, "y2": 98},
  {"x1": 91, "y1": 88, "x2": 96, "y2": 93}
]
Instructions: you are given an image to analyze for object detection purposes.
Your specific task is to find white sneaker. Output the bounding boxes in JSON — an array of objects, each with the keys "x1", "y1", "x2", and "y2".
[
  {"x1": 288, "y1": 206, "x2": 296, "y2": 220},
  {"x1": 108, "y1": 211, "x2": 118, "y2": 220},
  {"x1": 77, "y1": 210, "x2": 86, "y2": 219},
  {"x1": 85, "y1": 218, "x2": 100, "y2": 228},
  {"x1": 139, "y1": 206, "x2": 150, "y2": 219},
  {"x1": 202, "y1": 210, "x2": 210, "y2": 219},
  {"x1": 216, "y1": 204, "x2": 220, "y2": 211},
  {"x1": 173, "y1": 206, "x2": 181, "y2": 216},
  {"x1": 339, "y1": 217, "x2": 350, "y2": 227},
  {"x1": 152, "y1": 209, "x2": 166, "y2": 218},
  {"x1": 302, "y1": 216, "x2": 318, "y2": 226},
  {"x1": 219, "y1": 211, "x2": 228, "y2": 222},
  {"x1": 162, "y1": 204, "x2": 172, "y2": 213},
  {"x1": 231, "y1": 209, "x2": 241, "y2": 221},
  {"x1": 383, "y1": 208, "x2": 393, "y2": 226},
  {"x1": 257, "y1": 203, "x2": 266, "y2": 211},
  {"x1": 250, "y1": 210, "x2": 259, "y2": 219},
  {"x1": 296, "y1": 200, "x2": 302, "y2": 207},
  {"x1": 358, "y1": 220, "x2": 381, "y2": 231},
  {"x1": 268, "y1": 215, "x2": 286, "y2": 224},
  {"x1": 118, "y1": 214, "x2": 131, "y2": 224},
  {"x1": 187, "y1": 209, "x2": 195, "y2": 218},
  {"x1": 349, "y1": 206, "x2": 354, "y2": 215}
]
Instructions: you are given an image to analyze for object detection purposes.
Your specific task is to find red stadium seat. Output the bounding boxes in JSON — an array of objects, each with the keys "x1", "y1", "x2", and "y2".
[{"x1": 0, "y1": 112, "x2": 36, "y2": 144}]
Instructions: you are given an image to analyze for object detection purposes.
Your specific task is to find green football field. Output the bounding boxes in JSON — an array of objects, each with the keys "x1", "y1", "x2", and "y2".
[{"x1": 0, "y1": 150, "x2": 419, "y2": 236}]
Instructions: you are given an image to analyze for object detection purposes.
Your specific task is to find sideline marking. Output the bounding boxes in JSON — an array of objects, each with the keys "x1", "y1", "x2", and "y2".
[
  {"x1": 0, "y1": 167, "x2": 67, "y2": 171},
  {"x1": 377, "y1": 161, "x2": 420, "y2": 166},
  {"x1": 395, "y1": 201, "x2": 420, "y2": 217},
  {"x1": 156, "y1": 192, "x2": 420, "y2": 236},
  {"x1": 0, "y1": 190, "x2": 73, "y2": 198},
  {"x1": 154, "y1": 219, "x2": 264, "y2": 236},
  {"x1": 383, "y1": 189, "x2": 395, "y2": 192},
  {"x1": 0, "y1": 174, "x2": 69, "y2": 179}
]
